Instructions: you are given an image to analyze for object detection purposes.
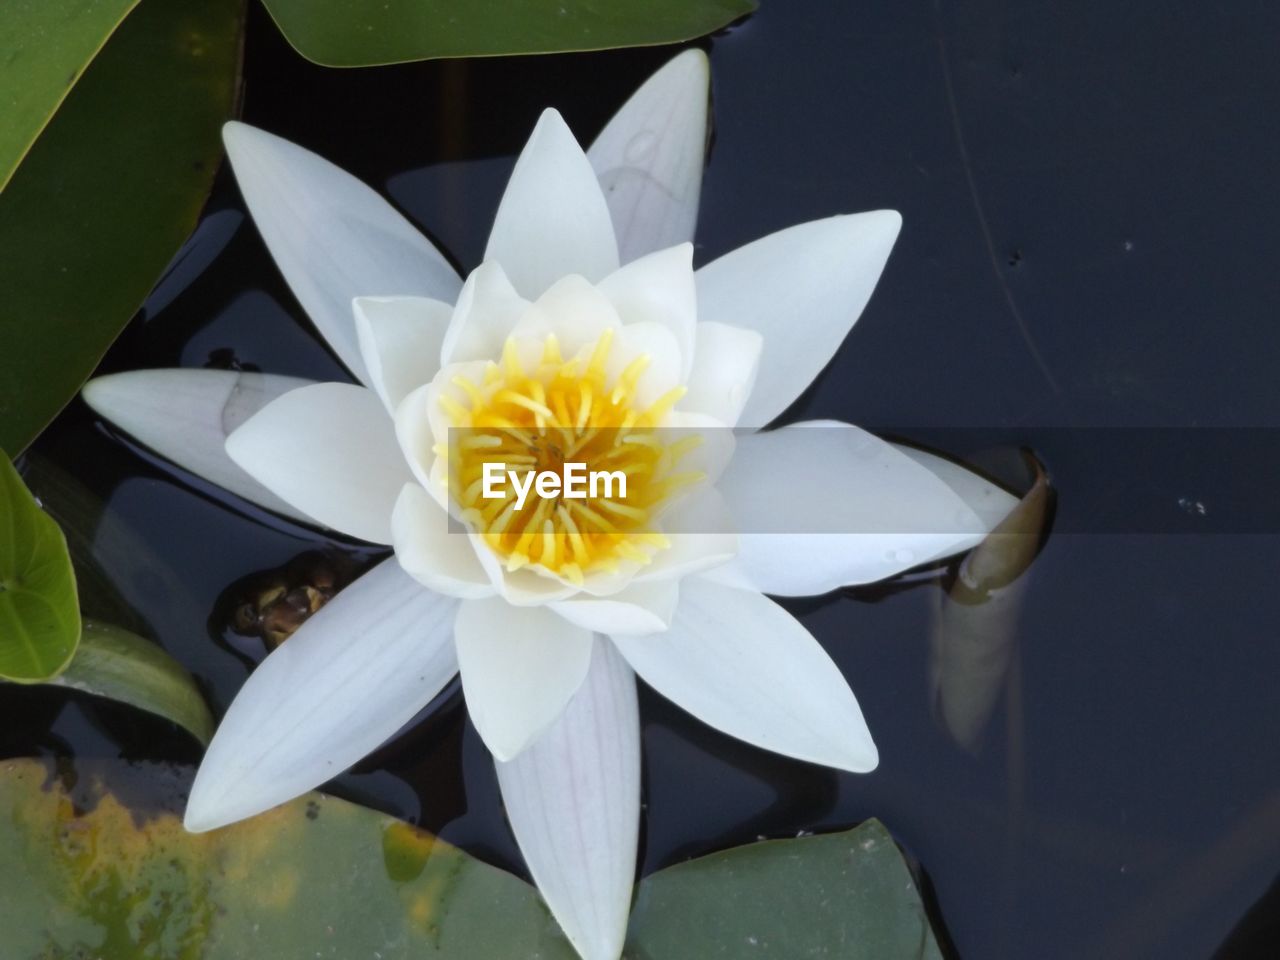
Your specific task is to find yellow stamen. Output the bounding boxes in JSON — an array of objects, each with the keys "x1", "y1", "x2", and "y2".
[{"x1": 437, "y1": 328, "x2": 705, "y2": 579}]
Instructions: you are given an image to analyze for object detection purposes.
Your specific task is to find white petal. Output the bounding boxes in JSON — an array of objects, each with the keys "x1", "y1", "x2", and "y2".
[
  {"x1": 393, "y1": 382, "x2": 441, "y2": 497},
  {"x1": 679, "y1": 321, "x2": 762, "y2": 427},
  {"x1": 455, "y1": 598, "x2": 593, "y2": 761},
  {"x1": 597, "y1": 243, "x2": 697, "y2": 380},
  {"x1": 709, "y1": 421, "x2": 997, "y2": 596},
  {"x1": 611, "y1": 320, "x2": 683, "y2": 409},
  {"x1": 442, "y1": 491, "x2": 583, "y2": 604},
  {"x1": 496, "y1": 640, "x2": 639, "y2": 960},
  {"x1": 485, "y1": 109, "x2": 619, "y2": 298},
  {"x1": 634, "y1": 485, "x2": 737, "y2": 583},
  {"x1": 696, "y1": 212, "x2": 902, "y2": 427},
  {"x1": 395, "y1": 360, "x2": 494, "y2": 507},
  {"x1": 509, "y1": 273, "x2": 622, "y2": 357},
  {"x1": 392, "y1": 484, "x2": 495, "y2": 599},
  {"x1": 226, "y1": 382, "x2": 410, "y2": 544},
  {"x1": 81, "y1": 369, "x2": 314, "y2": 523},
  {"x1": 185, "y1": 559, "x2": 459, "y2": 832},
  {"x1": 440, "y1": 260, "x2": 530, "y2": 366},
  {"x1": 223, "y1": 122, "x2": 461, "y2": 384},
  {"x1": 562, "y1": 487, "x2": 735, "y2": 600},
  {"x1": 551, "y1": 580, "x2": 678, "y2": 635},
  {"x1": 475, "y1": 544, "x2": 581, "y2": 605},
  {"x1": 588, "y1": 49, "x2": 710, "y2": 264},
  {"x1": 354, "y1": 296, "x2": 452, "y2": 413},
  {"x1": 611, "y1": 579, "x2": 877, "y2": 771},
  {"x1": 893, "y1": 445, "x2": 1020, "y2": 537}
]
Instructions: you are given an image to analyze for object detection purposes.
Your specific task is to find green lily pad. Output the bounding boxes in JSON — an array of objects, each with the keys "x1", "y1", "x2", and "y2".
[
  {"x1": 0, "y1": 758, "x2": 580, "y2": 960},
  {"x1": 48, "y1": 620, "x2": 215, "y2": 746},
  {"x1": 0, "y1": 0, "x2": 139, "y2": 192},
  {"x1": 0, "y1": 0, "x2": 242, "y2": 455},
  {"x1": 0, "y1": 758, "x2": 945, "y2": 958},
  {"x1": 260, "y1": 0, "x2": 757, "y2": 67},
  {"x1": 0, "y1": 454, "x2": 79, "y2": 682},
  {"x1": 626, "y1": 821, "x2": 945, "y2": 959}
]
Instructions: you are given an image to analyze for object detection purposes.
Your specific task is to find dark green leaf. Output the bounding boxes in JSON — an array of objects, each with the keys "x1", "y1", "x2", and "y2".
[
  {"x1": 0, "y1": 454, "x2": 79, "y2": 682},
  {"x1": 0, "y1": 0, "x2": 243, "y2": 454},
  {"x1": 0, "y1": 0, "x2": 139, "y2": 191},
  {"x1": 48, "y1": 620, "x2": 215, "y2": 745},
  {"x1": 260, "y1": 0, "x2": 756, "y2": 67},
  {"x1": 931, "y1": 452, "x2": 1051, "y2": 751},
  {"x1": 0, "y1": 758, "x2": 944, "y2": 958}
]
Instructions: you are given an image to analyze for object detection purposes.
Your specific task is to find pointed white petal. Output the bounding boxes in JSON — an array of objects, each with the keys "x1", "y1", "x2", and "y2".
[
  {"x1": 597, "y1": 243, "x2": 697, "y2": 380},
  {"x1": 551, "y1": 580, "x2": 678, "y2": 635},
  {"x1": 611, "y1": 579, "x2": 877, "y2": 771},
  {"x1": 496, "y1": 640, "x2": 639, "y2": 960},
  {"x1": 588, "y1": 49, "x2": 710, "y2": 263},
  {"x1": 184, "y1": 559, "x2": 459, "y2": 832},
  {"x1": 440, "y1": 260, "x2": 530, "y2": 366},
  {"x1": 82, "y1": 369, "x2": 315, "y2": 522},
  {"x1": 392, "y1": 484, "x2": 495, "y2": 599},
  {"x1": 893, "y1": 445, "x2": 1020, "y2": 536},
  {"x1": 226, "y1": 382, "x2": 410, "y2": 544},
  {"x1": 354, "y1": 296, "x2": 452, "y2": 413},
  {"x1": 708, "y1": 421, "x2": 997, "y2": 596},
  {"x1": 223, "y1": 122, "x2": 461, "y2": 384},
  {"x1": 455, "y1": 598, "x2": 593, "y2": 762},
  {"x1": 696, "y1": 212, "x2": 902, "y2": 427},
  {"x1": 485, "y1": 109, "x2": 619, "y2": 298},
  {"x1": 679, "y1": 321, "x2": 762, "y2": 427}
]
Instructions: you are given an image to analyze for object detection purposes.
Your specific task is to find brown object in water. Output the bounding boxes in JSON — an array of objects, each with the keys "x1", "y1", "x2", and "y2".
[{"x1": 229, "y1": 551, "x2": 355, "y2": 648}]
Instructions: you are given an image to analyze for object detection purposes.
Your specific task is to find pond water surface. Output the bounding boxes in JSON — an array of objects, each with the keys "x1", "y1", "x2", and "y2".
[{"x1": 5, "y1": 1, "x2": 1280, "y2": 957}]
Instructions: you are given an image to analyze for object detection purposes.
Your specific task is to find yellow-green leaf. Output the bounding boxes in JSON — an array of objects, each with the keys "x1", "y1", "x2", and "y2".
[
  {"x1": 0, "y1": 0, "x2": 140, "y2": 191},
  {"x1": 0, "y1": 758, "x2": 580, "y2": 960},
  {"x1": 48, "y1": 620, "x2": 215, "y2": 745},
  {"x1": 0, "y1": 758, "x2": 946, "y2": 958},
  {"x1": 0, "y1": 454, "x2": 79, "y2": 682}
]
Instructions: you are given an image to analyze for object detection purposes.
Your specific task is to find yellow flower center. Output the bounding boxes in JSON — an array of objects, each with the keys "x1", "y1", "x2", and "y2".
[{"x1": 438, "y1": 329, "x2": 702, "y2": 585}]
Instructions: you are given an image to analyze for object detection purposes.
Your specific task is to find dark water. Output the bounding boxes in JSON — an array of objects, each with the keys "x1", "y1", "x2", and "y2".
[{"x1": 5, "y1": 1, "x2": 1280, "y2": 957}]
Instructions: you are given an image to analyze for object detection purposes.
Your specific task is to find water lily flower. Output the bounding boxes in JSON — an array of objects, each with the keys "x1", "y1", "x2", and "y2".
[{"x1": 82, "y1": 51, "x2": 1017, "y2": 960}]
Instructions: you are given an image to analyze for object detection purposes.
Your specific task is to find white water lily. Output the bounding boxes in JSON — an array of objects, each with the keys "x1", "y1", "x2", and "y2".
[{"x1": 82, "y1": 51, "x2": 1017, "y2": 960}]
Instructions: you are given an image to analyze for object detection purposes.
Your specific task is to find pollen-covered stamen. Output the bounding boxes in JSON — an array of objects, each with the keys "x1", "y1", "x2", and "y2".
[{"x1": 439, "y1": 330, "x2": 701, "y2": 582}]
